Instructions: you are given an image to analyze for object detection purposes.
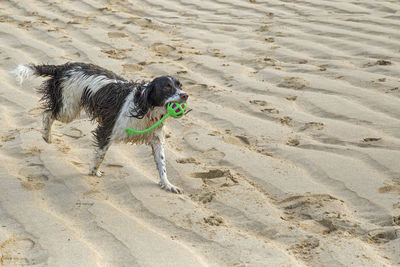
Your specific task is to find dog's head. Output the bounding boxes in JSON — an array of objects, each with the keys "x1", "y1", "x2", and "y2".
[
  {"x1": 147, "y1": 75, "x2": 188, "y2": 106},
  {"x1": 132, "y1": 76, "x2": 188, "y2": 119}
]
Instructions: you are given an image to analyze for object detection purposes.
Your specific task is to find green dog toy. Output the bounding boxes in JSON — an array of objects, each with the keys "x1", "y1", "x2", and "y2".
[{"x1": 125, "y1": 102, "x2": 187, "y2": 136}]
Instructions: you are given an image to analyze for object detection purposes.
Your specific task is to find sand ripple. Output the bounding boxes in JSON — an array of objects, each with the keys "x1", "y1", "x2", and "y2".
[{"x1": 0, "y1": 0, "x2": 399, "y2": 265}]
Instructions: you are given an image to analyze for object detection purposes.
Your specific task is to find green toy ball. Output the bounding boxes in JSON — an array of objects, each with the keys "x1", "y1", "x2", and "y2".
[
  {"x1": 125, "y1": 102, "x2": 187, "y2": 136},
  {"x1": 167, "y1": 102, "x2": 186, "y2": 118}
]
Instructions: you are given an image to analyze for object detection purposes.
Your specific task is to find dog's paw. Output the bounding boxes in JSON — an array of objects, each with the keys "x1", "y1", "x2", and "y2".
[
  {"x1": 160, "y1": 182, "x2": 183, "y2": 194},
  {"x1": 89, "y1": 170, "x2": 103, "y2": 177}
]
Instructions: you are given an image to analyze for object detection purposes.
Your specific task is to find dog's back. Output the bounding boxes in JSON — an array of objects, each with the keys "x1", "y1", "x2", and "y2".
[{"x1": 12, "y1": 63, "x2": 130, "y2": 123}]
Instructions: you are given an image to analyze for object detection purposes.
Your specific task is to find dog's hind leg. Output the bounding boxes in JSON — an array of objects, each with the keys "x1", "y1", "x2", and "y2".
[
  {"x1": 151, "y1": 133, "x2": 183, "y2": 194},
  {"x1": 89, "y1": 143, "x2": 111, "y2": 177},
  {"x1": 42, "y1": 111, "x2": 55, "y2": 143},
  {"x1": 89, "y1": 126, "x2": 112, "y2": 177}
]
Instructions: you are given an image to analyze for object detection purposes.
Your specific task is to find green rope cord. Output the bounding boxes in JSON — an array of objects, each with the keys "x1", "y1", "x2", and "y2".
[{"x1": 125, "y1": 102, "x2": 186, "y2": 136}]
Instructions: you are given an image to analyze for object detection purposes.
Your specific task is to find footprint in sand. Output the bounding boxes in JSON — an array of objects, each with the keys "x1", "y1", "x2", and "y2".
[
  {"x1": 98, "y1": 6, "x2": 112, "y2": 12},
  {"x1": 261, "y1": 108, "x2": 279, "y2": 114},
  {"x1": 367, "y1": 228, "x2": 399, "y2": 243},
  {"x1": 66, "y1": 20, "x2": 81, "y2": 25},
  {"x1": 191, "y1": 169, "x2": 228, "y2": 179},
  {"x1": 52, "y1": 138, "x2": 71, "y2": 153},
  {"x1": 222, "y1": 135, "x2": 251, "y2": 147},
  {"x1": 207, "y1": 48, "x2": 225, "y2": 58},
  {"x1": 101, "y1": 48, "x2": 131, "y2": 60},
  {"x1": 201, "y1": 148, "x2": 226, "y2": 163},
  {"x1": 197, "y1": 191, "x2": 216, "y2": 204},
  {"x1": 278, "y1": 77, "x2": 309, "y2": 90},
  {"x1": 385, "y1": 87, "x2": 399, "y2": 93},
  {"x1": 208, "y1": 130, "x2": 222, "y2": 136},
  {"x1": 376, "y1": 60, "x2": 392, "y2": 66},
  {"x1": 250, "y1": 100, "x2": 279, "y2": 114},
  {"x1": 235, "y1": 135, "x2": 251, "y2": 145},
  {"x1": 18, "y1": 20, "x2": 34, "y2": 30},
  {"x1": 150, "y1": 42, "x2": 176, "y2": 56},
  {"x1": 363, "y1": 59, "x2": 392, "y2": 67},
  {"x1": 255, "y1": 57, "x2": 277, "y2": 68},
  {"x1": 286, "y1": 96, "x2": 297, "y2": 101},
  {"x1": 278, "y1": 116, "x2": 293, "y2": 126},
  {"x1": 1, "y1": 129, "x2": 19, "y2": 143},
  {"x1": 20, "y1": 178, "x2": 46, "y2": 191},
  {"x1": 299, "y1": 122, "x2": 324, "y2": 131},
  {"x1": 378, "y1": 184, "x2": 400, "y2": 194},
  {"x1": 27, "y1": 146, "x2": 41, "y2": 154},
  {"x1": 278, "y1": 194, "x2": 369, "y2": 237},
  {"x1": 203, "y1": 215, "x2": 224, "y2": 226},
  {"x1": 0, "y1": 237, "x2": 38, "y2": 265},
  {"x1": 176, "y1": 157, "x2": 200, "y2": 164},
  {"x1": 190, "y1": 168, "x2": 239, "y2": 184},
  {"x1": 190, "y1": 169, "x2": 241, "y2": 205},
  {"x1": 249, "y1": 100, "x2": 268, "y2": 106},
  {"x1": 363, "y1": 137, "x2": 382, "y2": 142},
  {"x1": 256, "y1": 25, "x2": 270, "y2": 33},
  {"x1": 286, "y1": 138, "x2": 300, "y2": 147},
  {"x1": 128, "y1": 18, "x2": 156, "y2": 29},
  {"x1": 290, "y1": 237, "x2": 320, "y2": 261},
  {"x1": 19, "y1": 167, "x2": 49, "y2": 191},
  {"x1": 255, "y1": 145, "x2": 274, "y2": 157},
  {"x1": 107, "y1": 32, "x2": 128, "y2": 38}
]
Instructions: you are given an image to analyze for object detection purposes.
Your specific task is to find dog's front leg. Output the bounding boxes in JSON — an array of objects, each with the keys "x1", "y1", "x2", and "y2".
[{"x1": 151, "y1": 134, "x2": 183, "y2": 194}]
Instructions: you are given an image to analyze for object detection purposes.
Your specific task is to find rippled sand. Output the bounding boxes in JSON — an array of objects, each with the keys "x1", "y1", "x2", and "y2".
[{"x1": 0, "y1": 0, "x2": 399, "y2": 266}]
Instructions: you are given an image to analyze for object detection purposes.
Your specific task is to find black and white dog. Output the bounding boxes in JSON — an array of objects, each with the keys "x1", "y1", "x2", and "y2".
[{"x1": 12, "y1": 62, "x2": 188, "y2": 193}]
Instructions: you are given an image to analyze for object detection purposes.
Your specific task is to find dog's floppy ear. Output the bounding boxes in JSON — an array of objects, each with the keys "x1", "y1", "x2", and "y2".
[{"x1": 130, "y1": 83, "x2": 155, "y2": 119}]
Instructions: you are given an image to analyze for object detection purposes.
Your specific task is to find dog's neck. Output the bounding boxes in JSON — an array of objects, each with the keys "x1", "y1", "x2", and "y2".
[{"x1": 147, "y1": 106, "x2": 166, "y2": 122}]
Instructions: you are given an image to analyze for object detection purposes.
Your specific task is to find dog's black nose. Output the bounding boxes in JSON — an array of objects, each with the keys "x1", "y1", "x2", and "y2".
[{"x1": 179, "y1": 92, "x2": 189, "y2": 101}]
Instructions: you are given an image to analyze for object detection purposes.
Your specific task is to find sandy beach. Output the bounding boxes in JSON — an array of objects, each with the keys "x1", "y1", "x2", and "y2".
[{"x1": 0, "y1": 0, "x2": 400, "y2": 266}]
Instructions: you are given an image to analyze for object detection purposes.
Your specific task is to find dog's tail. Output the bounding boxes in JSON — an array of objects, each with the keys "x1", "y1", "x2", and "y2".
[{"x1": 11, "y1": 64, "x2": 59, "y2": 85}]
